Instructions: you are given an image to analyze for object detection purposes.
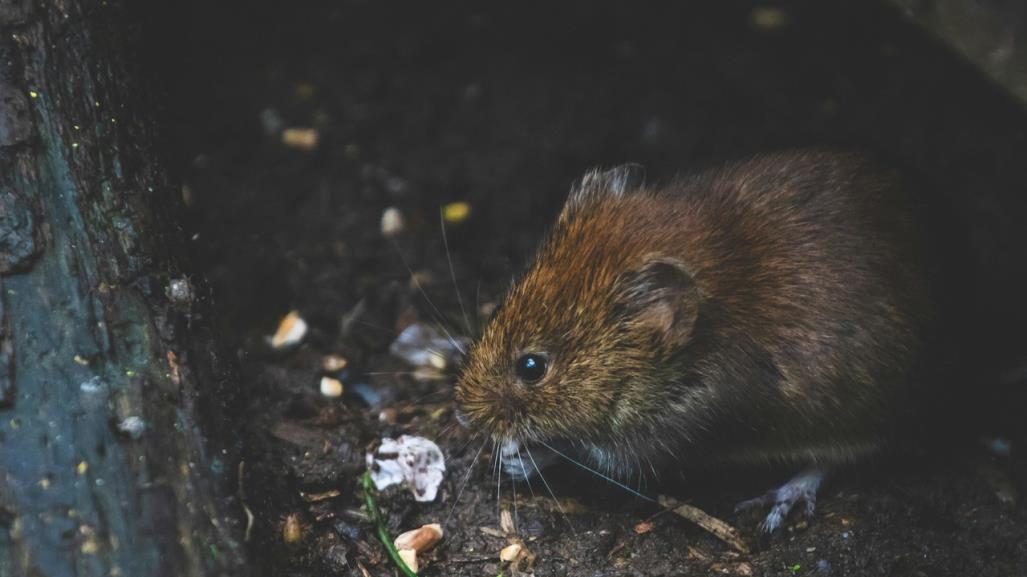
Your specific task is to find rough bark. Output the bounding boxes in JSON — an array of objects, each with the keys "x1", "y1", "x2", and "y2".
[
  {"x1": 886, "y1": 0, "x2": 1027, "y2": 107},
  {"x1": 0, "y1": 1, "x2": 244, "y2": 575}
]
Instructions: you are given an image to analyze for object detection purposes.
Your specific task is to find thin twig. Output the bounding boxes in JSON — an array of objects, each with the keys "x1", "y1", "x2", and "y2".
[{"x1": 658, "y1": 495, "x2": 750, "y2": 554}]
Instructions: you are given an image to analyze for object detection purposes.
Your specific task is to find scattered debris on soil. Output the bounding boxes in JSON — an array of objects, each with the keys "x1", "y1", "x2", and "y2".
[
  {"x1": 659, "y1": 496, "x2": 750, "y2": 554},
  {"x1": 269, "y1": 310, "x2": 307, "y2": 349},
  {"x1": 319, "y1": 376, "x2": 344, "y2": 398},
  {"x1": 366, "y1": 435, "x2": 446, "y2": 502},
  {"x1": 281, "y1": 126, "x2": 319, "y2": 150},
  {"x1": 388, "y1": 322, "x2": 466, "y2": 371},
  {"x1": 380, "y1": 206, "x2": 405, "y2": 238},
  {"x1": 174, "y1": 1, "x2": 1027, "y2": 575}
]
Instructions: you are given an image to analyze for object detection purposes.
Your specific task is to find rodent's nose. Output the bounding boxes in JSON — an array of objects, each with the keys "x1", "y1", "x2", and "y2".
[{"x1": 457, "y1": 386, "x2": 530, "y2": 438}]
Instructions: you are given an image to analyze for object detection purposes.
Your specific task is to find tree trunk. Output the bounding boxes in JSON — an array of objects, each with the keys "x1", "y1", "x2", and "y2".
[{"x1": 0, "y1": 1, "x2": 244, "y2": 576}]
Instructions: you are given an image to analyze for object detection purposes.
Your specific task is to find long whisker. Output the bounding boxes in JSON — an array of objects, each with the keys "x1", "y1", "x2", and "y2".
[
  {"x1": 538, "y1": 440, "x2": 656, "y2": 503},
  {"x1": 451, "y1": 429, "x2": 480, "y2": 456},
  {"x1": 363, "y1": 370, "x2": 439, "y2": 377},
  {"x1": 444, "y1": 436, "x2": 489, "y2": 528},
  {"x1": 355, "y1": 320, "x2": 399, "y2": 337},
  {"x1": 388, "y1": 237, "x2": 466, "y2": 355},
  {"x1": 525, "y1": 445, "x2": 576, "y2": 535},
  {"x1": 509, "y1": 464, "x2": 519, "y2": 534},
  {"x1": 475, "y1": 281, "x2": 482, "y2": 332},
  {"x1": 496, "y1": 449, "x2": 503, "y2": 525},
  {"x1": 435, "y1": 421, "x2": 457, "y2": 442},
  {"x1": 440, "y1": 208, "x2": 473, "y2": 336},
  {"x1": 491, "y1": 438, "x2": 499, "y2": 481},
  {"x1": 516, "y1": 447, "x2": 538, "y2": 502}
]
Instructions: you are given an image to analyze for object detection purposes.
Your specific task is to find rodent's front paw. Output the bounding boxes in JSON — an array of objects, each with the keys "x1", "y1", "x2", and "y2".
[{"x1": 735, "y1": 467, "x2": 825, "y2": 533}]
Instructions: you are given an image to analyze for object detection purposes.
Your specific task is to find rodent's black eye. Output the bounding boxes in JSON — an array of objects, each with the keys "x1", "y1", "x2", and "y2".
[{"x1": 515, "y1": 353, "x2": 548, "y2": 383}]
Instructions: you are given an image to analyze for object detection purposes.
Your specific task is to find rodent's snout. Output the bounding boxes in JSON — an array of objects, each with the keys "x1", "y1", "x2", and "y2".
[{"x1": 454, "y1": 374, "x2": 534, "y2": 441}]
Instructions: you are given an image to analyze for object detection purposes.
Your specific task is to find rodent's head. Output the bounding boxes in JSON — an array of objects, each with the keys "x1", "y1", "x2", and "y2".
[{"x1": 456, "y1": 167, "x2": 701, "y2": 455}]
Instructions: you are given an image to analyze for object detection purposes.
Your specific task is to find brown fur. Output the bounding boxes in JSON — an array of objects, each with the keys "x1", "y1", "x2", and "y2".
[{"x1": 456, "y1": 150, "x2": 932, "y2": 475}]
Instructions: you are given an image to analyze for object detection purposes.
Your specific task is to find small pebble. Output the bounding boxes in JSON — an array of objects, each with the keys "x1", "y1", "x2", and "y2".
[{"x1": 817, "y1": 558, "x2": 831, "y2": 573}]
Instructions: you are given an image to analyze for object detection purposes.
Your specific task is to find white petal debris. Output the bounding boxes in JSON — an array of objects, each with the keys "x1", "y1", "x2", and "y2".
[
  {"x1": 366, "y1": 435, "x2": 446, "y2": 502},
  {"x1": 388, "y1": 322, "x2": 466, "y2": 370},
  {"x1": 269, "y1": 310, "x2": 308, "y2": 349}
]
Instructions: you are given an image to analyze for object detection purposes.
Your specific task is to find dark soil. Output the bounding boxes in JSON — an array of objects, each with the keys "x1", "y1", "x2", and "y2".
[{"x1": 145, "y1": 1, "x2": 1027, "y2": 575}]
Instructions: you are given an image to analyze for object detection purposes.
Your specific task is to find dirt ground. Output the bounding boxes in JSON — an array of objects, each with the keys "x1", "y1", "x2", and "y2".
[{"x1": 147, "y1": 1, "x2": 1027, "y2": 575}]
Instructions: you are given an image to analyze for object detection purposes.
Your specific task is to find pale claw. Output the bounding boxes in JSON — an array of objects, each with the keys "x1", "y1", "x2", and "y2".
[{"x1": 735, "y1": 467, "x2": 825, "y2": 533}]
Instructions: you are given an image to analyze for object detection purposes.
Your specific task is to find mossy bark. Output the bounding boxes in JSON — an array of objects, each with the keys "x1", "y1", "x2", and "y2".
[{"x1": 0, "y1": 1, "x2": 244, "y2": 575}]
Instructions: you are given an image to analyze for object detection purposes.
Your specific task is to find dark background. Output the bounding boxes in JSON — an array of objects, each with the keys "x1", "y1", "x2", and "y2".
[{"x1": 132, "y1": 1, "x2": 1027, "y2": 575}]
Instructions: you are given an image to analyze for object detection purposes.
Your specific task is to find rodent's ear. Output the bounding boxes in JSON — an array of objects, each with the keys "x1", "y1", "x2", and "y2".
[
  {"x1": 616, "y1": 257, "x2": 699, "y2": 349},
  {"x1": 563, "y1": 164, "x2": 646, "y2": 216}
]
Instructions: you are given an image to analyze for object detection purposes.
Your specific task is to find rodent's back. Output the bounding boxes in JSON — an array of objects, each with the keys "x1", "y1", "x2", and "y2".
[
  {"x1": 666, "y1": 151, "x2": 931, "y2": 462},
  {"x1": 457, "y1": 150, "x2": 932, "y2": 472}
]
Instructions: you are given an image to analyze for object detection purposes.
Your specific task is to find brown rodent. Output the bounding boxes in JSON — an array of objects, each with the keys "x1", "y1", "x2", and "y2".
[{"x1": 456, "y1": 150, "x2": 933, "y2": 493}]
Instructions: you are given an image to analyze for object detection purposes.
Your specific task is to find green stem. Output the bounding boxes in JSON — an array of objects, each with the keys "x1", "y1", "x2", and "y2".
[{"x1": 362, "y1": 471, "x2": 418, "y2": 577}]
